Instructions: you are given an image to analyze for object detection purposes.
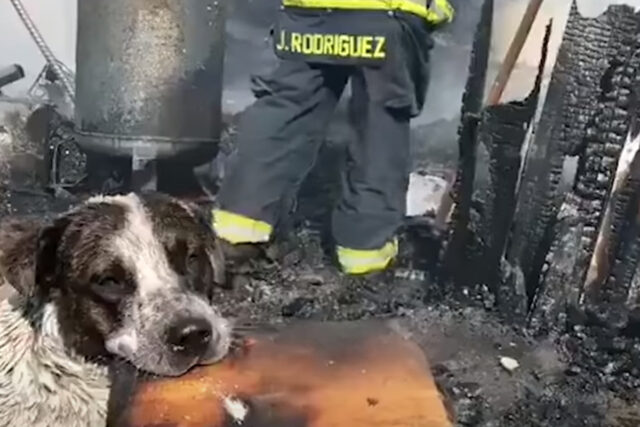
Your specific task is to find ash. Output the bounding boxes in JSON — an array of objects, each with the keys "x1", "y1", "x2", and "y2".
[{"x1": 209, "y1": 227, "x2": 640, "y2": 427}]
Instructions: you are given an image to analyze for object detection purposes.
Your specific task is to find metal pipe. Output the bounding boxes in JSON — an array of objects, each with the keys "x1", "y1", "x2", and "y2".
[
  {"x1": 9, "y1": 0, "x2": 75, "y2": 101},
  {"x1": 486, "y1": 0, "x2": 544, "y2": 106},
  {"x1": 0, "y1": 64, "x2": 25, "y2": 89}
]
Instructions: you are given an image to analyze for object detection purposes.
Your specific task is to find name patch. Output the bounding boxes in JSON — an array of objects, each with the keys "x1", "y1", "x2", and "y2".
[{"x1": 275, "y1": 30, "x2": 387, "y2": 60}]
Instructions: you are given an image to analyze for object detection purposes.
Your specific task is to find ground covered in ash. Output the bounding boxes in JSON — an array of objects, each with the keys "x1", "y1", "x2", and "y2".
[
  {"x1": 2, "y1": 191, "x2": 638, "y2": 426},
  {"x1": 206, "y1": 226, "x2": 640, "y2": 427},
  {"x1": 0, "y1": 116, "x2": 638, "y2": 427}
]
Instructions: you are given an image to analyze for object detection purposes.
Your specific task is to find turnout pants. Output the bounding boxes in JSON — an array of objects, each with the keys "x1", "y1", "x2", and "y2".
[{"x1": 214, "y1": 10, "x2": 433, "y2": 274}]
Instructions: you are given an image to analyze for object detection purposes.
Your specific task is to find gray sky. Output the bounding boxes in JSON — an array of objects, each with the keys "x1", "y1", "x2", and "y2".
[
  {"x1": 1, "y1": 0, "x2": 76, "y2": 94},
  {"x1": 2, "y1": 0, "x2": 640, "y2": 113}
]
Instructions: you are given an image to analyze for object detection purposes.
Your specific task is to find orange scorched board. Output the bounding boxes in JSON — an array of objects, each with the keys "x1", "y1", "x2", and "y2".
[{"x1": 109, "y1": 319, "x2": 454, "y2": 427}]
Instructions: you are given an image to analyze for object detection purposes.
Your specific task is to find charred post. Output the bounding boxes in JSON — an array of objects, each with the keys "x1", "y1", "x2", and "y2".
[
  {"x1": 510, "y1": 3, "x2": 624, "y2": 306},
  {"x1": 529, "y1": 6, "x2": 640, "y2": 334},
  {"x1": 476, "y1": 22, "x2": 552, "y2": 317},
  {"x1": 599, "y1": 149, "x2": 640, "y2": 330},
  {"x1": 582, "y1": 39, "x2": 640, "y2": 329},
  {"x1": 439, "y1": 0, "x2": 493, "y2": 286}
]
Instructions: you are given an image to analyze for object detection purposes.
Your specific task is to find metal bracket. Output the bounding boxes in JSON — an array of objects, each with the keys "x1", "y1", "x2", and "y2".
[{"x1": 131, "y1": 146, "x2": 158, "y2": 192}]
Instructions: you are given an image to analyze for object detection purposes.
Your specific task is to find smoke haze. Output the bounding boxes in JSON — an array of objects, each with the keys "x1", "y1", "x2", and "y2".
[{"x1": 2, "y1": 0, "x2": 640, "y2": 122}]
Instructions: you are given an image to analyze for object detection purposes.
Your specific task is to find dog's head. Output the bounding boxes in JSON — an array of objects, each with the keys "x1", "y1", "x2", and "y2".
[{"x1": 0, "y1": 193, "x2": 231, "y2": 376}]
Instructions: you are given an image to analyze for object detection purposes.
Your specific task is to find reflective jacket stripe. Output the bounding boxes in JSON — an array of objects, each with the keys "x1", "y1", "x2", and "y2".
[
  {"x1": 431, "y1": 0, "x2": 455, "y2": 23},
  {"x1": 212, "y1": 209, "x2": 273, "y2": 244},
  {"x1": 336, "y1": 238, "x2": 398, "y2": 275},
  {"x1": 282, "y1": 0, "x2": 455, "y2": 24}
]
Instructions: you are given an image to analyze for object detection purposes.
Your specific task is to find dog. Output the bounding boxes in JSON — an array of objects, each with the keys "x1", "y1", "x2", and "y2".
[{"x1": 0, "y1": 192, "x2": 232, "y2": 426}]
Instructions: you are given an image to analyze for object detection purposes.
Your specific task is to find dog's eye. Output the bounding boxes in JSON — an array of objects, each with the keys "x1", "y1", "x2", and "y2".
[
  {"x1": 187, "y1": 252, "x2": 200, "y2": 267},
  {"x1": 92, "y1": 277, "x2": 129, "y2": 302}
]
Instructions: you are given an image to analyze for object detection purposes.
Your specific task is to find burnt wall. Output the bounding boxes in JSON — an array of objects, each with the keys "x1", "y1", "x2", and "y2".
[
  {"x1": 440, "y1": 1, "x2": 640, "y2": 335},
  {"x1": 530, "y1": 5, "x2": 640, "y2": 334}
]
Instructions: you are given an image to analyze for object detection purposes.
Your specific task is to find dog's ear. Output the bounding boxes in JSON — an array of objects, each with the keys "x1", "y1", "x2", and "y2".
[
  {"x1": 0, "y1": 216, "x2": 70, "y2": 297},
  {"x1": 0, "y1": 217, "x2": 44, "y2": 296},
  {"x1": 206, "y1": 238, "x2": 226, "y2": 287},
  {"x1": 183, "y1": 201, "x2": 227, "y2": 287},
  {"x1": 34, "y1": 216, "x2": 71, "y2": 293}
]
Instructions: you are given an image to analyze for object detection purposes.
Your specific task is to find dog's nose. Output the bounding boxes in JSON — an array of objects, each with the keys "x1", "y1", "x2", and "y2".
[{"x1": 167, "y1": 317, "x2": 214, "y2": 358}]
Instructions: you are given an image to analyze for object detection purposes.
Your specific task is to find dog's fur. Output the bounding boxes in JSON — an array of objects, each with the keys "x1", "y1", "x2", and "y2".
[{"x1": 0, "y1": 193, "x2": 231, "y2": 426}]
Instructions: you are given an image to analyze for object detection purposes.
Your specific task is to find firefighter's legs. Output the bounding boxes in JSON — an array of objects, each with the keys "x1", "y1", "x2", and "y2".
[
  {"x1": 332, "y1": 69, "x2": 411, "y2": 275},
  {"x1": 214, "y1": 60, "x2": 349, "y2": 244}
]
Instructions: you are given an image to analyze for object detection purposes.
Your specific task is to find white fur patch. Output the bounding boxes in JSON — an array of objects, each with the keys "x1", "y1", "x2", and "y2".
[
  {"x1": 0, "y1": 297, "x2": 110, "y2": 426},
  {"x1": 104, "y1": 325, "x2": 138, "y2": 360},
  {"x1": 90, "y1": 194, "x2": 179, "y2": 296}
]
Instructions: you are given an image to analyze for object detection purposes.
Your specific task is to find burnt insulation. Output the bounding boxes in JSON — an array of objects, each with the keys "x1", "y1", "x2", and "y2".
[{"x1": 530, "y1": 5, "x2": 640, "y2": 334}]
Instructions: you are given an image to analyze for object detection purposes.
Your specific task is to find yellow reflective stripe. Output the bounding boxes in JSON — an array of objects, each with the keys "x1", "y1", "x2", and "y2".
[
  {"x1": 337, "y1": 239, "x2": 399, "y2": 275},
  {"x1": 212, "y1": 209, "x2": 273, "y2": 244},
  {"x1": 432, "y1": 0, "x2": 455, "y2": 23},
  {"x1": 282, "y1": 0, "x2": 455, "y2": 24}
]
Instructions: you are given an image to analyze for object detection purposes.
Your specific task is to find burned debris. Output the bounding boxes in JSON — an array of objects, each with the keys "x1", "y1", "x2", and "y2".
[
  {"x1": 441, "y1": 1, "x2": 640, "y2": 344},
  {"x1": 0, "y1": 65, "x2": 24, "y2": 94},
  {"x1": 531, "y1": 4, "x2": 640, "y2": 335},
  {"x1": 440, "y1": 0, "x2": 494, "y2": 289}
]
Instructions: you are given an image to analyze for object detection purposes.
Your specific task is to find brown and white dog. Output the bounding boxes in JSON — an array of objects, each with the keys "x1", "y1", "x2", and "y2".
[{"x1": 0, "y1": 193, "x2": 232, "y2": 426}]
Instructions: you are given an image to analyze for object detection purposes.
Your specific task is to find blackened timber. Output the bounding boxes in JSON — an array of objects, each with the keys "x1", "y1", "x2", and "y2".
[
  {"x1": 528, "y1": 194, "x2": 587, "y2": 334},
  {"x1": 509, "y1": 2, "x2": 618, "y2": 303},
  {"x1": 477, "y1": 22, "x2": 552, "y2": 317},
  {"x1": 586, "y1": 53, "x2": 640, "y2": 329},
  {"x1": 561, "y1": 6, "x2": 615, "y2": 156},
  {"x1": 439, "y1": 0, "x2": 493, "y2": 285},
  {"x1": 577, "y1": 8, "x2": 638, "y2": 307},
  {"x1": 530, "y1": 6, "x2": 639, "y2": 333},
  {"x1": 600, "y1": 154, "x2": 640, "y2": 328}
]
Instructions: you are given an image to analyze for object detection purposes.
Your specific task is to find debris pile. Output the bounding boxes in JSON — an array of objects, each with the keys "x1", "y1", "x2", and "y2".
[{"x1": 441, "y1": 2, "x2": 640, "y2": 343}]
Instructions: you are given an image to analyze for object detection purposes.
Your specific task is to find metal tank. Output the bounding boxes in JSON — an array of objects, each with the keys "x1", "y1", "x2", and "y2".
[{"x1": 74, "y1": 0, "x2": 227, "y2": 170}]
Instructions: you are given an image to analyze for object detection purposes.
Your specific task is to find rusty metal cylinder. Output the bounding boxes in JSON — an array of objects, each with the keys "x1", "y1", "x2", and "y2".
[
  {"x1": 74, "y1": 0, "x2": 226, "y2": 164},
  {"x1": 0, "y1": 64, "x2": 25, "y2": 89}
]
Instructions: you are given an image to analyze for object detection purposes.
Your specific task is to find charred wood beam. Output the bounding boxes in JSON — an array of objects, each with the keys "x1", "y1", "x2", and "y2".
[
  {"x1": 528, "y1": 194, "x2": 588, "y2": 334},
  {"x1": 510, "y1": 3, "x2": 626, "y2": 304},
  {"x1": 439, "y1": 0, "x2": 493, "y2": 285},
  {"x1": 529, "y1": 6, "x2": 640, "y2": 334},
  {"x1": 476, "y1": 22, "x2": 552, "y2": 317},
  {"x1": 607, "y1": 117, "x2": 640, "y2": 332},
  {"x1": 585, "y1": 112, "x2": 640, "y2": 328},
  {"x1": 561, "y1": 6, "x2": 616, "y2": 157},
  {"x1": 601, "y1": 155, "x2": 640, "y2": 329},
  {"x1": 575, "y1": 8, "x2": 639, "y2": 305}
]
